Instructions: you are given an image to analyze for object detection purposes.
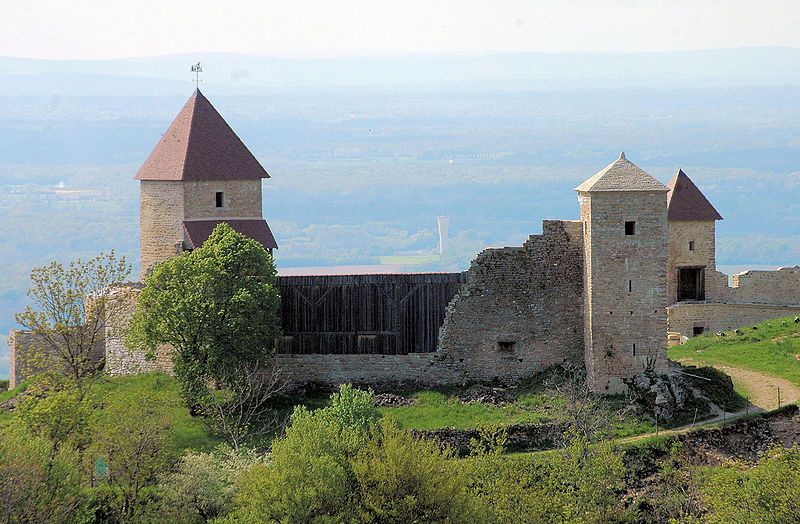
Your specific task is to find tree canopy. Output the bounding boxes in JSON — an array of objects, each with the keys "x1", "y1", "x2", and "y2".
[{"x1": 126, "y1": 223, "x2": 281, "y2": 407}]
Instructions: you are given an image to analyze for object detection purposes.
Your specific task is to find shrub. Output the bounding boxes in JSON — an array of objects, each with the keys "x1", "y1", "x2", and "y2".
[
  {"x1": 157, "y1": 445, "x2": 265, "y2": 523},
  {"x1": 700, "y1": 445, "x2": 800, "y2": 523}
]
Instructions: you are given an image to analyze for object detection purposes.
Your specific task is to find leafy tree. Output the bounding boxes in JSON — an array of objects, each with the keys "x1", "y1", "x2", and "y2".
[
  {"x1": 0, "y1": 423, "x2": 84, "y2": 523},
  {"x1": 200, "y1": 358, "x2": 286, "y2": 451},
  {"x1": 126, "y1": 223, "x2": 281, "y2": 410},
  {"x1": 89, "y1": 392, "x2": 173, "y2": 521},
  {"x1": 16, "y1": 250, "x2": 131, "y2": 399}
]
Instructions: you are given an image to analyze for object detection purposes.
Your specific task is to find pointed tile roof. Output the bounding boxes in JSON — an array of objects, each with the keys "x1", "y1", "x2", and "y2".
[
  {"x1": 575, "y1": 152, "x2": 668, "y2": 192},
  {"x1": 135, "y1": 90, "x2": 269, "y2": 181},
  {"x1": 666, "y1": 169, "x2": 723, "y2": 221}
]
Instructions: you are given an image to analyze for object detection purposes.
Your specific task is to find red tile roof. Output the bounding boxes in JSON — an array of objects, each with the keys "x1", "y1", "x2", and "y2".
[
  {"x1": 135, "y1": 90, "x2": 269, "y2": 181},
  {"x1": 183, "y1": 219, "x2": 278, "y2": 250},
  {"x1": 666, "y1": 169, "x2": 723, "y2": 221}
]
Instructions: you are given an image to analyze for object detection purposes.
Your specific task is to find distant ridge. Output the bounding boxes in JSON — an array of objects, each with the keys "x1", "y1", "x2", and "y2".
[{"x1": 2, "y1": 48, "x2": 800, "y2": 95}]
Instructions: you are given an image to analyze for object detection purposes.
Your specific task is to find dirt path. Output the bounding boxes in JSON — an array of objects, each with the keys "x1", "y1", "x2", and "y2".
[
  {"x1": 618, "y1": 364, "x2": 800, "y2": 444},
  {"x1": 716, "y1": 365, "x2": 800, "y2": 410}
]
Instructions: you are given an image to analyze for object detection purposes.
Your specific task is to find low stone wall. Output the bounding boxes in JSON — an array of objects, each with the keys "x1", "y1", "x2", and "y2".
[
  {"x1": 668, "y1": 302, "x2": 800, "y2": 338},
  {"x1": 730, "y1": 266, "x2": 800, "y2": 305},
  {"x1": 8, "y1": 329, "x2": 105, "y2": 389}
]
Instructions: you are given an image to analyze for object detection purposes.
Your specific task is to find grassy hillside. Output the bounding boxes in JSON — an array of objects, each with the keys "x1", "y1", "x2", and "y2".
[{"x1": 669, "y1": 316, "x2": 800, "y2": 386}]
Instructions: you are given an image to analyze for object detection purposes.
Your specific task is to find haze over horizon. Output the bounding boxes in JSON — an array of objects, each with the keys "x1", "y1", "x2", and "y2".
[{"x1": 2, "y1": 0, "x2": 800, "y2": 60}]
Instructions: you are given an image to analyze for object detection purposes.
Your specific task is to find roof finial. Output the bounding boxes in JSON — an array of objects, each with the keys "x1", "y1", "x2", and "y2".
[
  {"x1": 618, "y1": 151, "x2": 626, "y2": 160},
  {"x1": 191, "y1": 61, "x2": 203, "y2": 90}
]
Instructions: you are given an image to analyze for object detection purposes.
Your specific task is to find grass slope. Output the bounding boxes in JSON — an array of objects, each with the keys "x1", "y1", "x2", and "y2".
[
  {"x1": 93, "y1": 372, "x2": 220, "y2": 453},
  {"x1": 669, "y1": 316, "x2": 800, "y2": 386}
]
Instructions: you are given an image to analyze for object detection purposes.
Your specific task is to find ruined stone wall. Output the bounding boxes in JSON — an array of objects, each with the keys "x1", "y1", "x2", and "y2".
[
  {"x1": 104, "y1": 284, "x2": 174, "y2": 376},
  {"x1": 668, "y1": 302, "x2": 800, "y2": 338},
  {"x1": 730, "y1": 266, "x2": 800, "y2": 305},
  {"x1": 182, "y1": 180, "x2": 262, "y2": 220},
  {"x1": 581, "y1": 191, "x2": 669, "y2": 393},
  {"x1": 437, "y1": 219, "x2": 585, "y2": 384},
  {"x1": 140, "y1": 180, "x2": 185, "y2": 279},
  {"x1": 8, "y1": 329, "x2": 105, "y2": 389},
  {"x1": 105, "y1": 220, "x2": 586, "y2": 388}
]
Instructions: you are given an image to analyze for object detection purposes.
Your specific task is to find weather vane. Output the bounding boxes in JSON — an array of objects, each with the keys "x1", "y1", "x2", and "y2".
[{"x1": 191, "y1": 62, "x2": 203, "y2": 87}]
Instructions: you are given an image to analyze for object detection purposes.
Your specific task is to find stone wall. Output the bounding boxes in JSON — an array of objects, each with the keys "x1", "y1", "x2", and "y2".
[
  {"x1": 182, "y1": 179, "x2": 263, "y2": 220},
  {"x1": 667, "y1": 220, "x2": 718, "y2": 302},
  {"x1": 8, "y1": 329, "x2": 105, "y2": 389},
  {"x1": 668, "y1": 302, "x2": 800, "y2": 338},
  {"x1": 105, "y1": 220, "x2": 587, "y2": 388},
  {"x1": 139, "y1": 180, "x2": 185, "y2": 279},
  {"x1": 437, "y1": 219, "x2": 585, "y2": 384},
  {"x1": 580, "y1": 190, "x2": 670, "y2": 393},
  {"x1": 730, "y1": 266, "x2": 800, "y2": 305},
  {"x1": 104, "y1": 284, "x2": 174, "y2": 376}
]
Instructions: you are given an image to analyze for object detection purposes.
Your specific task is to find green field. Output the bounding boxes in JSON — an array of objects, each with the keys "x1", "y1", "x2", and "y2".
[{"x1": 668, "y1": 316, "x2": 800, "y2": 386}]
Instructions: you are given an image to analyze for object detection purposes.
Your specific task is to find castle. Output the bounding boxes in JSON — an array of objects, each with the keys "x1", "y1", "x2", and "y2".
[{"x1": 9, "y1": 90, "x2": 800, "y2": 393}]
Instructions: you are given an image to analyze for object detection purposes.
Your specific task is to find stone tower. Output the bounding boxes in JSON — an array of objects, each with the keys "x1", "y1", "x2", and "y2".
[
  {"x1": 135, "y1": 90, "x2": 277, "y2": 278},
  {"x1": 576, "y1": 153, "x2": 670, "y2": 393},
  {"x1": 665, "y1": 170, "x2": 724, "y2": 309}
]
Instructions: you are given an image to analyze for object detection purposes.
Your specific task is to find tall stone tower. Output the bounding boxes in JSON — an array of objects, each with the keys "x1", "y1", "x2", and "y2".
[
  {"x1": 135, "y1": 90, "x2": 277, "y2": 278},
  {"x1": 665, "y1": 170, "x2": 723, "y2": 309},
  {"x1": 576, "y1": 153, "x2": 670, "y2": 392}
]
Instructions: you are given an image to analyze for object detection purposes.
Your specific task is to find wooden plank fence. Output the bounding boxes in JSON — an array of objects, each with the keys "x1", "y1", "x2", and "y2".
[{"x1": 276, "y1": 273, "x2": 466, "y2": 355}]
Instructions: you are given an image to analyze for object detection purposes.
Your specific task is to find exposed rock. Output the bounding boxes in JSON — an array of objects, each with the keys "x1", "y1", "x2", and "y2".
[
  {"x1": 458, "y1": 385, "x2": 516, "y2": 406},
  {"x1": 373, "y1": 393, "x2": 416, "y2": 407}
]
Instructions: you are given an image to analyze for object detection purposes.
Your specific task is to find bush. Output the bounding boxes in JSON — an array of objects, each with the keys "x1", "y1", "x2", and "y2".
[
  {"x1": 700, "y1": 445, "x2": 800, "y2": 523},
  {"x1": 0, "y1": 424, "x2": 83, "y2": 523},
  {"x1": 157, "y1": 445, "x2": 265, "y2": 523},
  {"x1": 0, "y1": 379, "x2": 8, "y2": 393}
]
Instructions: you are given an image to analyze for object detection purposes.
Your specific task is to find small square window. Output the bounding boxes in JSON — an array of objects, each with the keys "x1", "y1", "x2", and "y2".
[
  {"x1": 689, "y1": 241, "x2": 695, "y2": 251},
  {"x1": 693, "y1": 326, "x2": 705, "y2": 336},
  {"x1": 625, "y1": 221, "x2": 636, "y2": 235},
  {"x1": 215, "y1": 192, "x2": 224, "y2": 208},
  {"x1": 497, "y1": 341, "x2": 515, "y2": 352}
]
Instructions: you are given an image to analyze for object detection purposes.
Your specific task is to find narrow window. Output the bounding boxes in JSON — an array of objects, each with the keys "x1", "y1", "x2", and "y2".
[
  {"x1": 689, "y1": 241, "x2": 695, "y2": 251},
  {"x1": 215, "y1": 191, "x2": 224, "y2": 208},
  {"x1": 632, "y1": 343, "x2": 636, "y2": 356},
  {"x1": 625, "y1": 221, "x2": 636, "y2": 235},
  {"x1": 628, "y1": 280, "x2": 632, "y2": 293}
]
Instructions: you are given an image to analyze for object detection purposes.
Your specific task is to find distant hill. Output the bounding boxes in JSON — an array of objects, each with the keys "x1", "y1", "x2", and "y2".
[{"x1": 2, "y1": 47, "x2": 800, "y2": 96}]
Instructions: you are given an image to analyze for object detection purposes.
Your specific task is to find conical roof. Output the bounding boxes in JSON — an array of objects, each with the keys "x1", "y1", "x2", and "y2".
[
  {"x1": 135, "y1": 90, "x2": 269, "y2": 181},
  {"x1": 666, "y1": 169, "x2": 723, "y2": 221},
  {"x1": 575, "y1": 152, "x2": 668, "y2": 192}
]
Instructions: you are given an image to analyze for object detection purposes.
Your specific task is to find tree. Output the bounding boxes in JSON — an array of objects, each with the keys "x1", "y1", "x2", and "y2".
[
  {"x1": 16, "y1": 251, "x2": 131, "y2": 399},
  {"x1": 89, "y1": 393, "x2": 173, "y2": 521},
  {"x1": 200, "y1": 358, "x2": 286, "y2": 451},
  {"x1": 126, "y1": 223, "x2": 281, "y2": 410}
]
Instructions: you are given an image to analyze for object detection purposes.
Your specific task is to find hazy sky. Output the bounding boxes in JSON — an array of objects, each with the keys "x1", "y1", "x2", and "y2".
[{"x1": 2, "y1": 0, "x2": 800, "y2": 59}]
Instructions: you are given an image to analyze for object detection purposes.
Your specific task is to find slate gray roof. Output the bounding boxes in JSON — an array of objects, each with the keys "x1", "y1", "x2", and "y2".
[
  {"x1": 575, "y1": 152, "x2": 669, "y2": 192},
  {"x1": 666, "y1": 169, "x2": 723, "y2": 221}
]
